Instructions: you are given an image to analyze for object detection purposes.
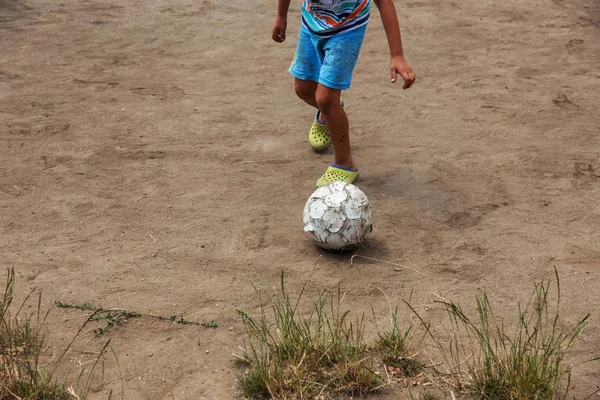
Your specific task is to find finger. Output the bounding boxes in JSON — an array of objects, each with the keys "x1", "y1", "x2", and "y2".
[
  {"x1": 405, "y1": 71, "x2": 417, "y2": 89},
  {"x1": 273, "y1": 28, "x2": 284, "y2": 42},
  {"x1": 409, "y1": 71, "x2": 416, "y2": 87},
  {"x1": 402, "y1": 72, "x2": 412, "y2": 89},
  {"x1": 390, "y1": 68, "x2": 397, "y2": 83}
]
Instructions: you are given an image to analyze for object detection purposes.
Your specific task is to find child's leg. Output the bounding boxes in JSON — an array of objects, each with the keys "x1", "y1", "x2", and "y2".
[
  {"x1": 294, "y1": 78, "x2": 318, "y2": 109},
  {"x1": 311, "y1": 26, "x2": 366, "y2": 178},
  {"x1": 315, "y1": 84, "x2": 354, "y2": 170},
  {"x1": 298, "y1": 78, "x2": 340, "y2": 152},
  {"x1": 289, "y1": 25, "x2": 321, "y2": 109}
]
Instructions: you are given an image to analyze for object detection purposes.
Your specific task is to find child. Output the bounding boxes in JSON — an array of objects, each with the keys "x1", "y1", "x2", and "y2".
[{"x1": 272, "y1": 0, "x2": 416, "y2": 187}]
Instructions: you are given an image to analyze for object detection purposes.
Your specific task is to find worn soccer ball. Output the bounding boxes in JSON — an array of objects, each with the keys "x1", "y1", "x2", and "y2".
[{"x1": 303, "y1": 181, "x2": 373, "y2": 251}]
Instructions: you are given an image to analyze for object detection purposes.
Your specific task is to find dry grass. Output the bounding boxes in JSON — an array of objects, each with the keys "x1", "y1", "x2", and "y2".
[
  {"x1": 235, "y1": 269, "x2": 593, "y2": 399},
  {"x1": 0, "y1": 268, "x2": 121, "y2": 400},
  {"x1": 234, "y1": 272, "x2": 422, "y2": 399},
  {"x1": 427, "y1": 268, "x2": 589, "y2": 399},
  {"x1": 0, "y1": 268, "x2": 71, "y2": 399}
]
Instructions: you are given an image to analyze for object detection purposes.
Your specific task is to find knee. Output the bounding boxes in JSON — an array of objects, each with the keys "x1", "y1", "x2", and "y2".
[
  {"x1": 315, "y1": 89, "x2": 339, "y2": 113},
  {"x1": 295, "y1": 80, "x2": 315, "y2": 102}
]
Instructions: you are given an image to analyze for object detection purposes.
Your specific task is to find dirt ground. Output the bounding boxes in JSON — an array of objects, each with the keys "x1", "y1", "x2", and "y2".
[{"x1": 1, "y1": 0, "x2": 599, "y2": 398}]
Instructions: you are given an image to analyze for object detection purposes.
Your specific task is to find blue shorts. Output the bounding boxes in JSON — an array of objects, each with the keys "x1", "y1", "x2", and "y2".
[{"x1": 289, "y1": 24, "x2": 367, "y2": 90}]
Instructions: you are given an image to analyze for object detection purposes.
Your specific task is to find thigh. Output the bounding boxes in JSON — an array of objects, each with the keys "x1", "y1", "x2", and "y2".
[
  {"x1": 289, "y1": 26, "x2": 323, "y2": 82},
  {"x1": 295, "y1": 78, "x2": 318, "y2": 95},
  {"x1": 319, "y1": 26, "x2": 367, "y2": 90}
]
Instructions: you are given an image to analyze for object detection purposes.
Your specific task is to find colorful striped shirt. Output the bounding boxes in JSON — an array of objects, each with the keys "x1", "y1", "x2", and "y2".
[{"x1": 301, "y1": 0, "x2": 372, "y2": 37}]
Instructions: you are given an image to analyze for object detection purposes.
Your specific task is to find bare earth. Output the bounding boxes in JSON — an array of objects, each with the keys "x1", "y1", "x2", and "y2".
[{"x1": 1, "y1": 0, "x2": 599, "y2": 398}]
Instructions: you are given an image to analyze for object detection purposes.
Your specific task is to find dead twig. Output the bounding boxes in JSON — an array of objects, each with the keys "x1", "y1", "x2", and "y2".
[
  {"x1": 584, "y1": 387, "x2": 600, "y2": 400},
  {"x1": 350, "y1": 253, "x2": 425, "y2": 276},
  {"x1": 5, "y1": 387, "x2": 23, "y2": 400}
]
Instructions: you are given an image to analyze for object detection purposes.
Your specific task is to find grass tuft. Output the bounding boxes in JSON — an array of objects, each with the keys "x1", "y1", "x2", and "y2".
[
  {"x1": 437, "y1": 268, "x2": 589, "y2": 399},
  {"x1": 235, "y1": 272, "x2": 382, "y2": 399},
  {"x1": 0, "y1": 268, "x2": 71, "y2": 399},
  {"x1": 375, "y1": 305, "x2": 423, "y2": 378},
  {"x1": 1, "y1": 268, "x2": 127, "y2": 399},
  {"x1": 236, "y1": 358, "x2": 272, "y2": 399}
]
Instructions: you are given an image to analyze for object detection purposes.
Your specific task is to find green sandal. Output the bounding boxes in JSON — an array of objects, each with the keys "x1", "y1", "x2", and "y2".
[
  {"x1": 309, "y1": 111, "x2": 331, "y2": 152},
  {"x1": 316, "y1": 164, "x2": 360, "y2": 188},
  {"x1": 308, "y1": 100, "x2": 344, "y2": 152}
]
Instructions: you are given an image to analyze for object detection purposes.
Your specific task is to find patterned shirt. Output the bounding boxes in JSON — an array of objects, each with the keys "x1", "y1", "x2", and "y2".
[{"x1": 301, "y1": 0, "x2": 372, "y2": 37}]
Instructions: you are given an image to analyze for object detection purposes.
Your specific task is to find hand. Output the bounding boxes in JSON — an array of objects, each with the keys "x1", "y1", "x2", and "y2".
[
  {"x1": 272, "y1": 17, "x2": 287, "y2": 43},
  {"x1": 390, "y1": 56, "x2": 416, "y2": 89}
]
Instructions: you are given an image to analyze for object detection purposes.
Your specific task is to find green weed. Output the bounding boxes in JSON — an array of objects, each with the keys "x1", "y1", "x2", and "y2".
[
  {"x1": 434, "y1": 268, "x2": 589, "y2": 399},
  {"x1": 235, "y1": 272, "x2": 382, "y2": 399},
  {"x1": 55, "y1": 301, "x2": 217, "y2": 338}
]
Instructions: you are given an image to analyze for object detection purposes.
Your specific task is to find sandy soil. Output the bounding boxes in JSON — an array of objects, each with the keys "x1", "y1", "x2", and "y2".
[{"x1": 1, "y1": 0, "x2": 599, "y2": 398}]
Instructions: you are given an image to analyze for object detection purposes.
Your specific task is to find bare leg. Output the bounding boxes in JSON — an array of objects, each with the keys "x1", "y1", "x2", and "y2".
[
  {"x1": 315, "y1": 84, "x2": 355, "y2": 170},
  {"x1": 294, "y1": 78, "x2": 319, "y2": 109}
]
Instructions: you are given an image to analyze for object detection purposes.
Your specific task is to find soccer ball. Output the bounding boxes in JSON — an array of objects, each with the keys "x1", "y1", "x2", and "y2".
[{"x1": 303, "y1": 181, "x2": 373, "y2": 251}]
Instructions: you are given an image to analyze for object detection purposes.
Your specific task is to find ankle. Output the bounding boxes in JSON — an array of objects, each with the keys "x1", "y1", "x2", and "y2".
[
  {"x1": 315, "y1": 110, "x2": 325, "y2": 125},
  {"x1": 333, "y1": 159, "x2": 356, "y2": 171}
]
